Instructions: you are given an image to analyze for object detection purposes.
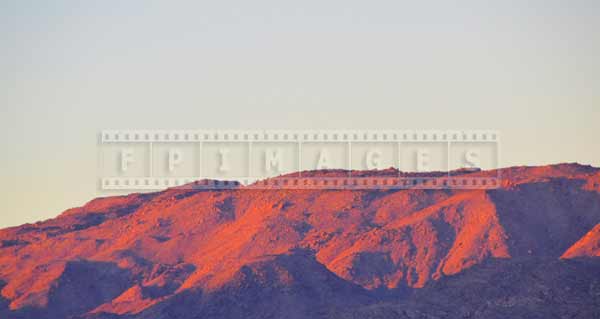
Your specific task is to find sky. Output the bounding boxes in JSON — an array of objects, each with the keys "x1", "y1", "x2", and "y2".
[{"x1": 1, "y1": 0, "x2": 599, "y2": 228}]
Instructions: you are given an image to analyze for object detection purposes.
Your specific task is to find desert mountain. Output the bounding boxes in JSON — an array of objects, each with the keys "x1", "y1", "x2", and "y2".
[{"x1": 1, "y1": 163, "x2": 599, "y2": 318}]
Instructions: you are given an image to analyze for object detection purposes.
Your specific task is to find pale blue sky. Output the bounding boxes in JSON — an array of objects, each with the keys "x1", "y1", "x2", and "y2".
[{"x1": 1, "y1": 1, "x2": 599, "y2": 228}]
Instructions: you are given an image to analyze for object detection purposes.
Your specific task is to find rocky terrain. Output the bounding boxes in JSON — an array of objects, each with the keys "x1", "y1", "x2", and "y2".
[{"x1": 1, "y1": 163, "x2": 600, "y2": 318}]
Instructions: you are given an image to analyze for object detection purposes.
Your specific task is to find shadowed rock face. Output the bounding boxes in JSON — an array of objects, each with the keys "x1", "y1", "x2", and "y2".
[
  {"x1": 410, "y1": 258, "x2": 600, "y2": 319},
  {"x1": 0, "y1": 260, "x2": 133, "y2": 319},
  {"x1": 47, "y1": 260, "x2": 134, "y2": 318},
  {"x1": 0, "y1": 281, "x2": 9, "y2": 314},
  {"x1": 0, "y1": 164, "x2": 599, "y2": 318},
  {"x1": 334, "y1": 257, "x2": 600, "y2": 319},
  {"x1": 488, "y1": 178, "x2": 600, "y2": 257}
]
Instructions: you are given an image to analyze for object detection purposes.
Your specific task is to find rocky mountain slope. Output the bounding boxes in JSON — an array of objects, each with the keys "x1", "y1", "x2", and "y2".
[{"x1": 1, "y1": 163, "x2": 599, "y2": 318}]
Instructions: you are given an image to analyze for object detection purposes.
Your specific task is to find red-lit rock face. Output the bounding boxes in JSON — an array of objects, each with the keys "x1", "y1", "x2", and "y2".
[
  {"x1": 0, "y1": 163, "x2": 599, "y2": 318},
  {"x1": 562, "y1": 223, "x2": 600, "y2": 258}
]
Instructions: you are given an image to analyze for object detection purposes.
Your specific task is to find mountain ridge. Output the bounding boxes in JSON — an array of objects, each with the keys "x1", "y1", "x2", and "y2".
[{"x1": 1, "y1": 163, "x2": 600, "y2": 318}]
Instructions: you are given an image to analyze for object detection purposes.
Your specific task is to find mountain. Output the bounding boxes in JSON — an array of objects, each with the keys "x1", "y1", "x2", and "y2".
[{"x1": 1, "y1": 163, "x2": 599, "y2": 318}]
